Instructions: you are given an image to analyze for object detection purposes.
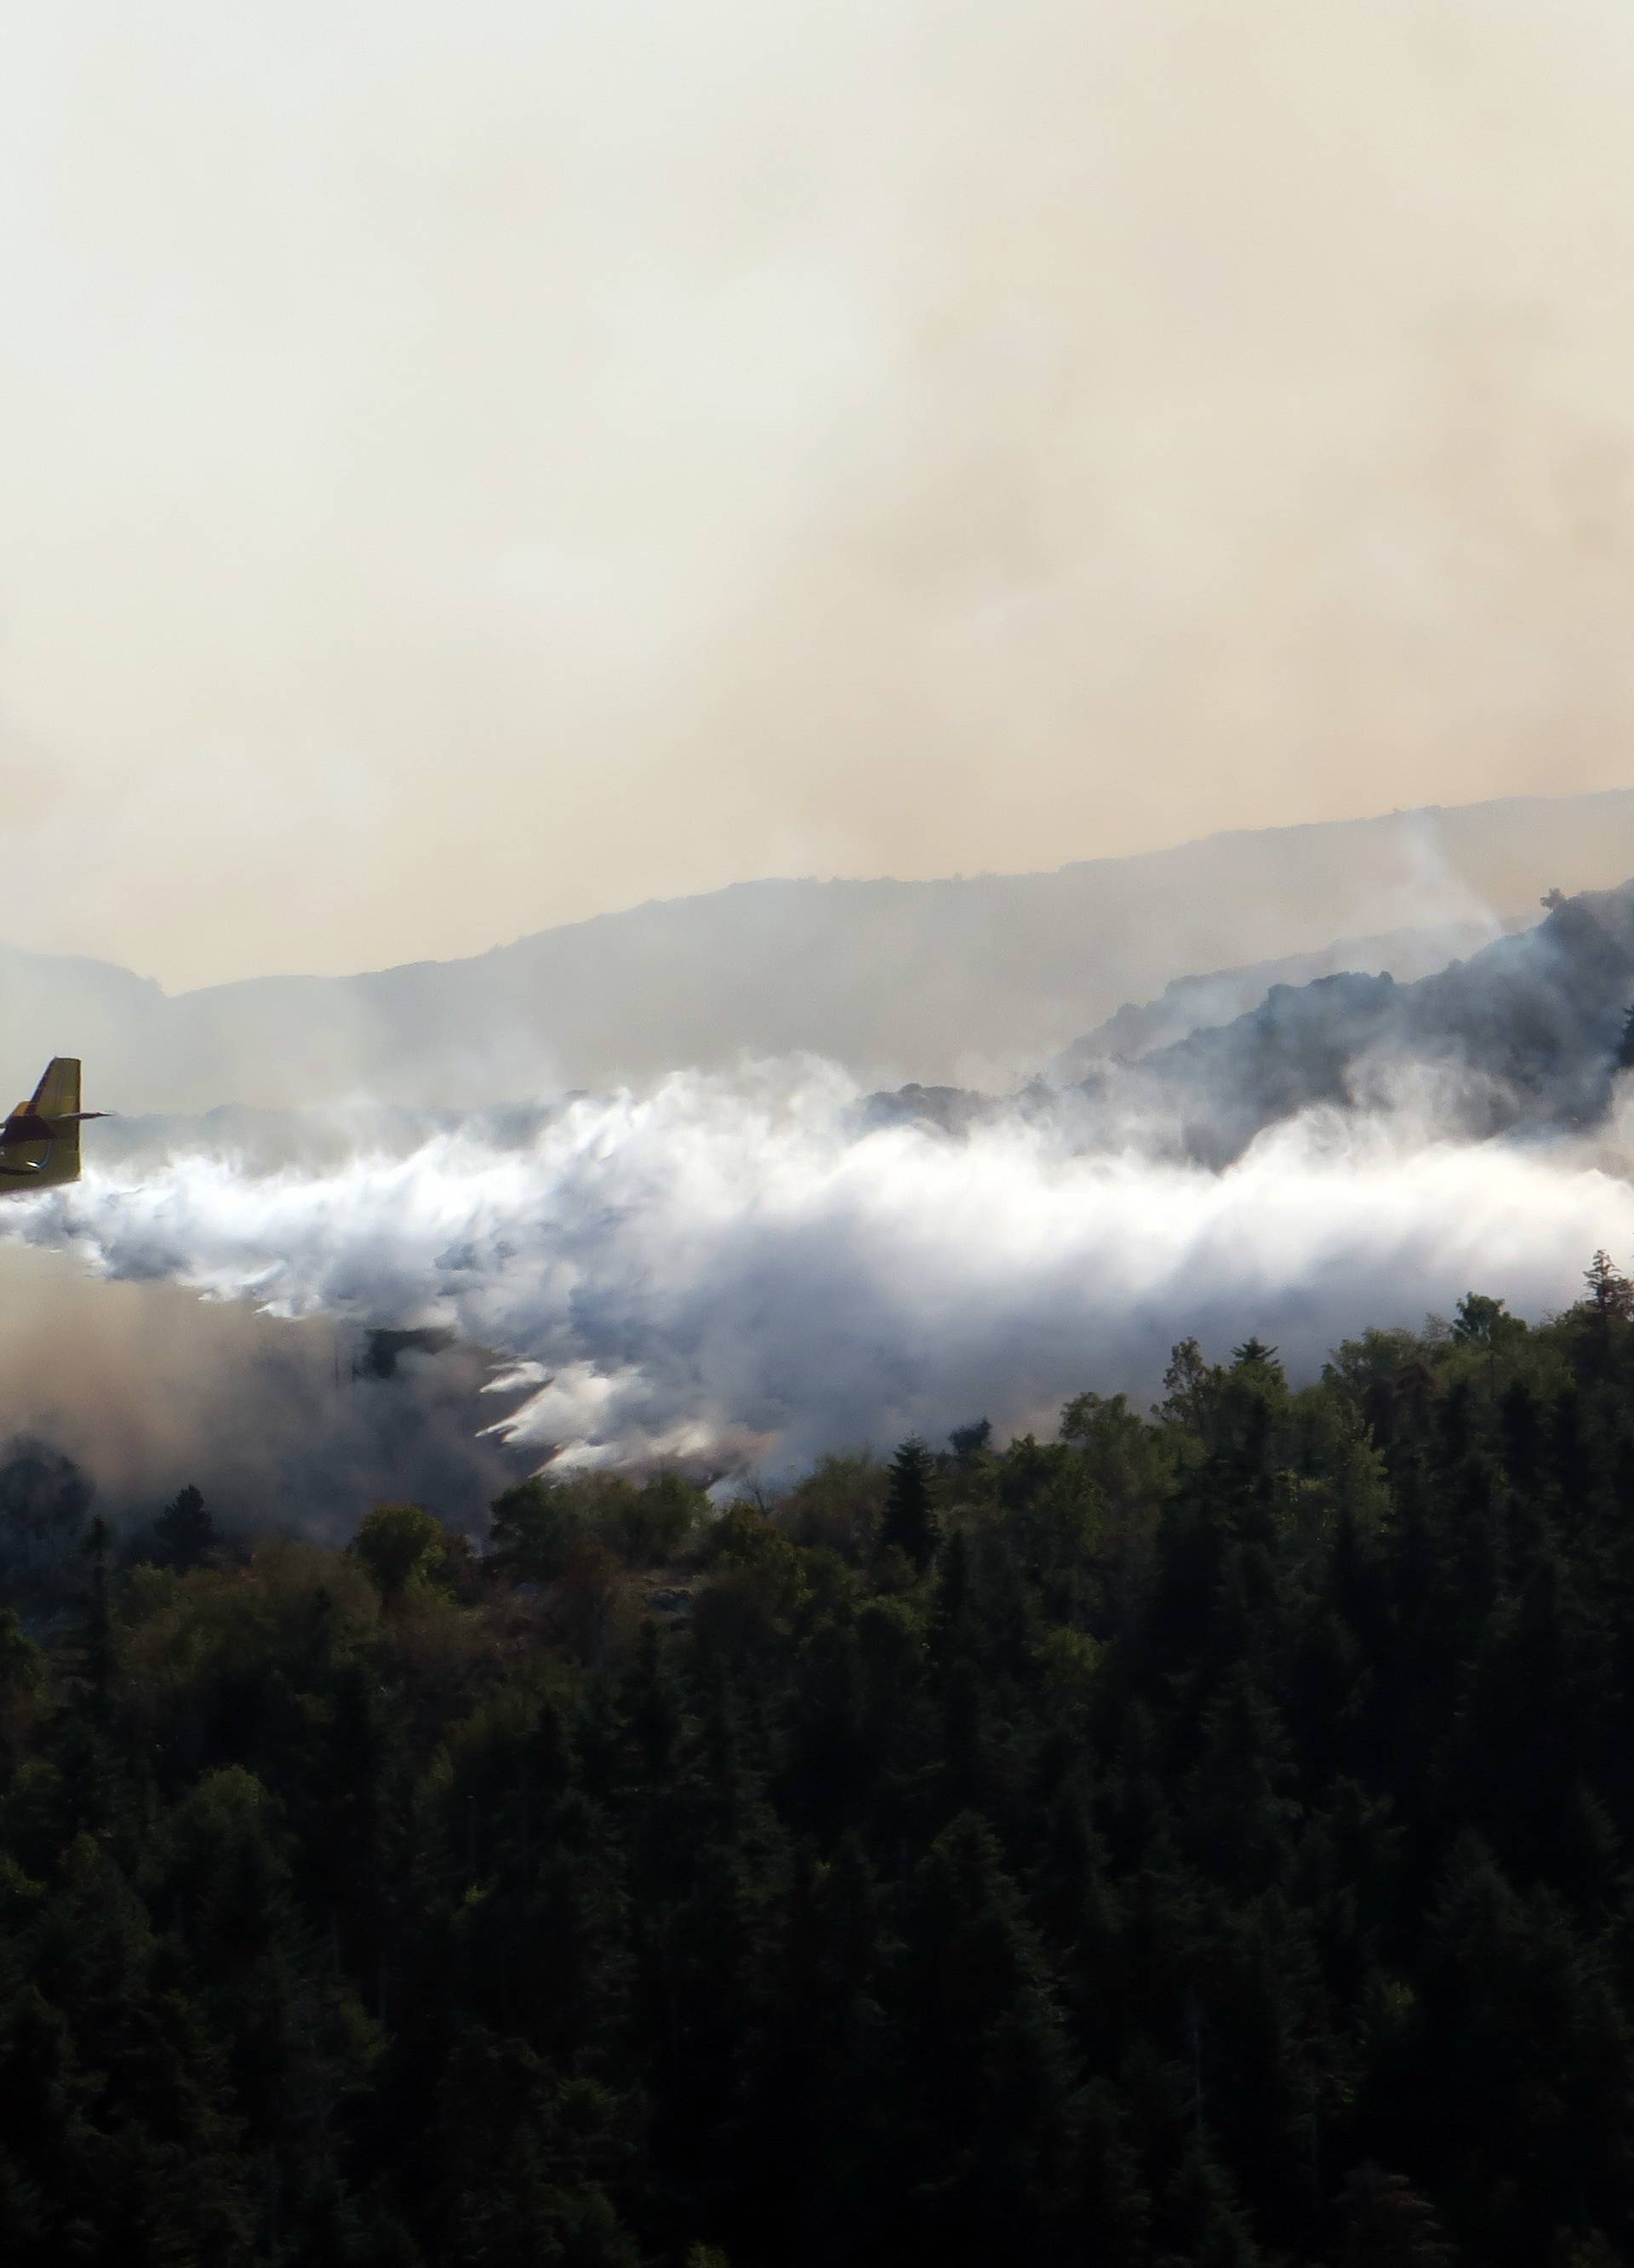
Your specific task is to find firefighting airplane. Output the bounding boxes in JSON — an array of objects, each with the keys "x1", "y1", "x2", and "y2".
[{"x1": 0, "y1": 1060, "x2": 105, "y2": 1191}]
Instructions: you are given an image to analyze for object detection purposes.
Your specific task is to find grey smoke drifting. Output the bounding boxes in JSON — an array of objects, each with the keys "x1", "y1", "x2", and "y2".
[{"x1": 8, "y1": 1064, "x2": 1634, "y2": 1481}]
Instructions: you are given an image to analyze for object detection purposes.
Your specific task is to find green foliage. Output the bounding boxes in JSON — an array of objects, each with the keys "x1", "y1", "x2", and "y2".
[
  {"x1": 351, "y1": 1504, "x2": 449, "y2": 1602},
  {"x1": 779, "y1": 1451, "x2": 888, "y2": 1557},
  {"x1": 0, "y1": 1606, "x2": 42, "y2": 1710},
  {"x1": 489, "y1": 1470, "x2": 705, "y2": 1583}
]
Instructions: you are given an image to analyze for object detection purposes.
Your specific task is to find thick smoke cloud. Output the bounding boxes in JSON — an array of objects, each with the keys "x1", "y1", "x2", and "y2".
[{"x1": 8, "y1": 1065, "x2": 1634, "y2": 1481}]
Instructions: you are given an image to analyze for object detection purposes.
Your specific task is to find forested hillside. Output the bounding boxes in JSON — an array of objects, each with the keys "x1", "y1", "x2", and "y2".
[
  {"x1": 868, "y1": 875, "x2": 1634, "y2": 1160},
  {"x1": 1120, "y1": 877, "x2": 1634, "y2": 1162},
  {"x1": 7, "y1": 1263, "x2": 1634, "y2": 2262}
]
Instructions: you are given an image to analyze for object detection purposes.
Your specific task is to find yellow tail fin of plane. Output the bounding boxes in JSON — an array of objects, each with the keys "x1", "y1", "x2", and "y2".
[{"x1": 15, "y1": 1058, "x2": 82, "y2": 1121}]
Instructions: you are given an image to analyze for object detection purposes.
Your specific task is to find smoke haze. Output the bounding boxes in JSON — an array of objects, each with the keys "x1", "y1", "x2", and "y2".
[
  {"x1": 0, "y1": 1240, "x2": 529, "y2": 1537},
  {"x1": 4, "y1": 3, "x2": 1634, "y2": 984}
]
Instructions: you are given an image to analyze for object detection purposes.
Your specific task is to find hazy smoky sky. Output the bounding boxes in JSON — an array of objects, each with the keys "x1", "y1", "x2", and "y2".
[{"x1": 4, "y1": 2, "x2": 1634, "y2": 988}]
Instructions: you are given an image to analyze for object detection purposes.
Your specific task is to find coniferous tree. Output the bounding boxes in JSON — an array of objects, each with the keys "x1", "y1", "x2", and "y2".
[
  {"x1": 891, "y1": 1813, "x2": 1083, "y2": 2265},
  {"x1": 1583, "y1": 1249, "x2": 1634, "y2": 1324},
  {"x1": 1335, "y1": 2162, "x2": 1451, "y2": 2265},
  {"x1": 150, "y1": 1482, "x2": 219, "y2": 1572},
  {"x1": 879, "y1": 1437, "x2": 939, "y2": 1571}
]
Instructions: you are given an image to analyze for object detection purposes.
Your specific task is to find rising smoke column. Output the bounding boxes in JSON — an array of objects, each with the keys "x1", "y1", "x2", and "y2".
[{"x1": 7, "y1": 1062, "x2": 1634, "y2": 1475}]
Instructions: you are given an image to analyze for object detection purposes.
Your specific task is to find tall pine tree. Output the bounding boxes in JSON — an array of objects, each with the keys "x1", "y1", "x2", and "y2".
[{"x1": 880, "y1": 1437, "x2": 939, "y2": 1572}]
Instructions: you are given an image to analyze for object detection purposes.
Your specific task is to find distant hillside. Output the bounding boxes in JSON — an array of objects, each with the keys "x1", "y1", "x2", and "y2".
[
  {"x1": 3, "y1": 789, "x2": 1632, "y2": 1110},
  {"x1": 1117, "y1": 874, "x2": 1634, "y2": 1162},
  {"x1": 865, "y1": 874, "x2": 1634, "y2": 1163},
  {"x1": 1052, "y1": 912, "x2": 1523, "y2": 1077}
]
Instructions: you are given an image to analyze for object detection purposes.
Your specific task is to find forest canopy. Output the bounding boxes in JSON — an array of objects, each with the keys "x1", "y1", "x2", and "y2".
[{"x1": 3, "y1": 1259, "x2": 1634, "y2": 2263}]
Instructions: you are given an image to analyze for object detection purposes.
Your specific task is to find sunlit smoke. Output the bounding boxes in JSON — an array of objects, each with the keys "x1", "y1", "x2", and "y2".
[
  {"x1": 6, "y1": 5, "x2": 1634, "y2": 982},
  {"x1": 8, "y1": 1062, "x2": 1634, "y2": 1477}
]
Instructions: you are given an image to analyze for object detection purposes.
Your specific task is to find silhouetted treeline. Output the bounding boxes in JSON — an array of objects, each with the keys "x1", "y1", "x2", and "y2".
[{"x1": 9, "y1": 1263, "x2": 1634, "y2": 2261}]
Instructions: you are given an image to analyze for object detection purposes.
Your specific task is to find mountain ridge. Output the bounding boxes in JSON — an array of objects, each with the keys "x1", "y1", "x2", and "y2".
[{"x1": 1, "y1": 787, "x2": 1630, "y2": 1111}]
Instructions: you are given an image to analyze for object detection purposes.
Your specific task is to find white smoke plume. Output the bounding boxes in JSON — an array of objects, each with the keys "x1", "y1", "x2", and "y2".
[{"x1": 6, "y1": 1062, "x2": 1634, "y2": 1481}]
